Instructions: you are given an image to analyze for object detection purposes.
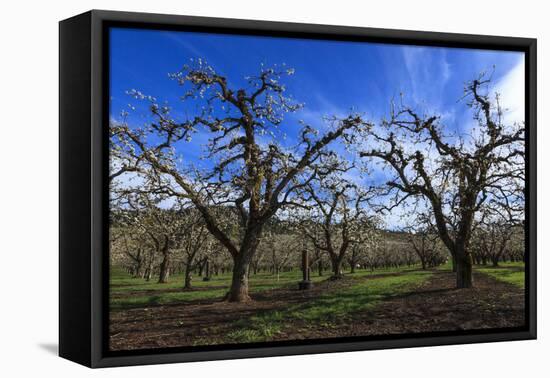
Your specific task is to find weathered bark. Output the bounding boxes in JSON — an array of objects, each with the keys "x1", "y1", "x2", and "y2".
[
  {"x1": 301, "y1": 248, "x2": 310, "y2": 281},
  {"x1": 455, "y1": 243, "x2": 473, "y2": 288},
  {"x1": 227, "y1": 254, "x2": 252, "y2": 302},
  {"x1": 450, "y1": 253, "x2": 457, "y2": 272},
  {"x1": 456, "y1": 258, "x2": 473, "y2": 288},
  {"x1": 204, "y1": 259, "x2": 210, "y2": 279},
  {"x1": 226, "y1": 226, "x2": 263, "y2": 302},
  {"x1": 183, "y1": 264, "x2": 193, "y2": 289},
  {"x1": 330, "y1": 256, "x2": 344, "y2": 280},
  {"x1": 158, "y1": 255, "x2": 170, "y2": 283},
  {"x1": 158, "y1": 237, "x2": 171, "y2": 283},
  {"x1": 349, "y1": 247, "x2": 357, "y2": 274}
]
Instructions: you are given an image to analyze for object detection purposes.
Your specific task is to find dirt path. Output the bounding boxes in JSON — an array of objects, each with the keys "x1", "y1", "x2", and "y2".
[
  {"x1": 110, "y1": 277, "x2": 356, "y2": 350},
  {"x1": 109, "y1": 270, "x2": 525, "y2": 351},
  {"x1": 280, "y1": 270, "x2": 525, "y2": 340}
]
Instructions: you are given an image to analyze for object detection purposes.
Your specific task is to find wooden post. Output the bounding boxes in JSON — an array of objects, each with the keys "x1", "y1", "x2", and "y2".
[
  {"x1": 298, "y1": 244, "x2": 312, "y2": 290},
  {"x1": 203, "y1": 258, "x2": 211, "y2": 281}
]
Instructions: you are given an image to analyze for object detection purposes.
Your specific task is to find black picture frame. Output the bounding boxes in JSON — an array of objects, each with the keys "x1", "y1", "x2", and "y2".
[{"x1": 59, "y1": 9, "x2": 537, "y2": 368}]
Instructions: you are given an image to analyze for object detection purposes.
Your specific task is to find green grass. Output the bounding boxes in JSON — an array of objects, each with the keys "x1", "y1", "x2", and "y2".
[
  {"x1": 227, "y1": 314, "x2": 284, "y2": 343},
  {"x1": 435, "y1": 260, "x2": 525, "y2": 289},
  {"x1": 110, "y1": 261, "x2": 524, "y2": 344},
  {"x1": 348, "y1": 264, "x2": 423, "y2": 277},
  {"x1": 110, "y1": 288, "x2": 229, "y2": 309},
  {"x1": 475, "y1": 262, "x2": 525, "y2": 288},
  {"x1": 110, "y1": 264, "x2": 425, "y2": 311},
  {"x1": 435, "y1": 260, "x2": 454, "y2": 271},
  {"x1": 110, "y1": 267, "x2": 328, "y2": 310},
  {"x1": 227, "y1": 269, "x2": 432, "y2": 343}
]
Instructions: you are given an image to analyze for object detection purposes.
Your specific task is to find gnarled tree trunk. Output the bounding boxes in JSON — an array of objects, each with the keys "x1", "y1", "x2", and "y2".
[
  {"x1": 455, "y1": 240, "x2": 473, "y2": 288},
  {"x1": 227, "y1": 254, "x2": 252, "y2": 302},
  {"x1": 158, "y1": 237, "x2": 171, "y2": 284},
  {"x1": 330, "y1": 255, "x2": 344, "y2": 280},
  {"x1": 158, "y1": 254, "x2": 170, "y2": 283},
  {"x1": 183, "y1": 264, "x2": 193, "y2": 289},
  {"x1": 226, "y1": 226, "x2": 263, "y2": 302}
]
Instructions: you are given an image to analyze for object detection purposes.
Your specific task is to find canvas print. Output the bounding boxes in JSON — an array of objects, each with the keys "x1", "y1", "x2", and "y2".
[{"x1": 108, "y1": 27, "x2": 526, "y2": 351}]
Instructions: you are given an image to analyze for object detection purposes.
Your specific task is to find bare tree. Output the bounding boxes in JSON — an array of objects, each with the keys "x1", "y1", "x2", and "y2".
[
  {"x1": 120, "y1": 235, "x2": 146, "y2": 278},
  {"x1": 471, "y1": 202, "x2": 522, "y2": 267},
  {"x1": 403, "y1": 212, "x2": 446, "y2": 270},
  {"x1": 111, "y1": 61, "x2": 368, "y2": 301},
  {"x1": 311, "y1": 243, "x2": 326, "y2": 276},
  {"x1": 113, "y1": 191, "x2": 186, "y2": 283},
  {"x1": 263, "y1": 231, "x2": 298, "y2": 280},
  {"x1": 110, "y1": 222, "x2": 151, "y2": 278},
  {"x1": 250, "y1": 241, "x2": 267, "y2": 276},
  {"x1": 177, "y1": 209, "x2": 210, "y2": 289},
  {"x1": 406, "y1": 229, "x2": 443, "y2": 270},
  {"x1": 347, "y1": 244, "x2": 362, "y2": 273},
  {"x1": 360, "y1": 74, "x2": 524, "y2": 288},
  {"x1": 298, "y1": 160, "x2": 378, "y2": 279}
]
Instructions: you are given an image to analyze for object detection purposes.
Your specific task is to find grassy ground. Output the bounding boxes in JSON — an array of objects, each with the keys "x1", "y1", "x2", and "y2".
[
  {"x1": 226, "y1": 269, "x2": 432, "y2": 343},
  {"x1": 110, "y1": 264, "x2": 422, "y2": 310},
  {"x1": 475, "y1": 262, "x2": 525, "y2": 288},
  {"x1": 110, "y1": 268, "x2": 324, "y2": 310},
  {"x1": 435, "y1": 261, "x2": 525, "y2": 288},
  {"x1": 110, "y1": 262, "x2": 526, "y2": 349},
  {"x1": 110, "y1": 262, "x2": 525, "y2": 311}
]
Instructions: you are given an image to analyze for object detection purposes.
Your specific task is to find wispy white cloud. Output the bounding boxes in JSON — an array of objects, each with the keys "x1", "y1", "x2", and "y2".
[
  {"x1": 162, "y1": 32, "x2": 208, "y2": 61},
  {"x1": 401, "y1": 46, "x2": 452, "y2": 109},
  {"x1": 461, "y1": 57, "x2": 525, "y2": 146},
  {"x1": 494, "y1": 56, "x2": 525, "y2": 126},
  {"x1": 288, "y1": 93, "x2": 355, "y2": 130}
]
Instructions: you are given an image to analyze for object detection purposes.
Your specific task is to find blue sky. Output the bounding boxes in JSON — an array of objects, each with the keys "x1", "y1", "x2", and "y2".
[
  {"x1": 110, "y1": 27, "x2": 524, "y2": 132},
  {"x1": 109, "y1": 27, "x2": 525, "y2": 227}
]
